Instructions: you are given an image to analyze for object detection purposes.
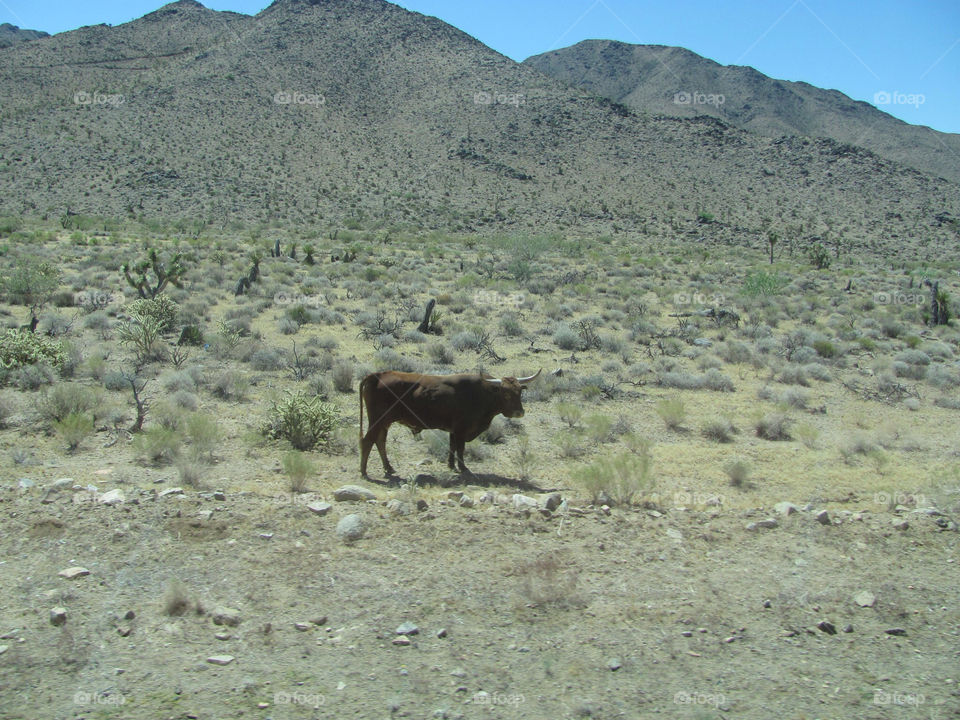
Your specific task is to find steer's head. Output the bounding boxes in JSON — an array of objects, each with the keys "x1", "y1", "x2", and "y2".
[{"x1": 486, "y1": 369, "x2": 541, "y2": 418}]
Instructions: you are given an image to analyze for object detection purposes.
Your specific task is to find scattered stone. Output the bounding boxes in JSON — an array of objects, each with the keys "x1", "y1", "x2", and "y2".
[
  {"x1": 124, "y1": 610, "x2": 135, "y2": 620},
  {"x1": 681, "y1": 630, "x2": 693, "y2": 637},
  {"x1": 98, "y1": 489, "x2": 125, "y2": 505},
  {"x1": 892, "y1": 519, "x2": 909, "y2": 531},
  {"x1": 117, "y1": 626, "x2": 132, "y2": 637},
  {"x1": 512, "y1": 494, "x2": 538, "y2": 511},
  {"x1": 49, "y1": 607, "x2": 67, "y2": 626},
  {"x1": 215, "y1": 632, "x2": 231, "y2": 641},
  {"x1": 842, "y1": 624, "x2": 854, "y2": 633},
  {"x1": 817, "y1": 621, "x2": 837, "y2": 635},
  {"x1": 196, "y1": 510, "x2": 213, "y2": 521},
  {"x1": 600, "y1": 505, "x2": 611, "y2": 516},
  {"x1": 446, "y1": 491, "x2": 463, "y2": 501},
  {"x1": 416, "y1": 499, "x2": 429, "y2": 512},
  {"x1": 449, "y1": 668, "x2": 466, "y2": 678},
  {"x1": 336, "y1": 514, "x2": 367, "y2": 542},
  {"x1": 413, "y1": 474, "x2": 438, "y2": 486},
  {"x1": 541, "y1": 492, "x2": 562, "y2": 512},
  {"x1": 259, "y1": 533, "x2": 273, "y2": 540},
  {"x1": 159, "y1": 487, "x2": 184, "y2": 498},
  {"x1": 58, "y1": 567, "x2": 90, "y2": 580},
  {"x1": 459, "y1": 495, "x2": 474, "y2": 508},
  {"x1": 774, "y1": 502, "x2": 799, "y2": 516},
  {"x1": 756, "y1": 517, "x2": 778, "y2": 529},
  {"x1": 815, "y1": 510, "x2": 831, "y2": 525},
  {"x1": 479, "y1": 491, "x2": 496, "y2": 504},
  {"x1": 310, "y1": 616, "x2": 328, "y2": 626},
  {"x1": 18, "y1": 478, "x2": 35, "y2": 489},
  {"x1": 853, "y1": 591, "x2": 876, "y2": 608},
  {"x1": 763, "y1": 599, "x2": 772, "y2": 609},
  {"x1": 392, "y1": 636, "x2": 411, "y2": 646},
  {"x1": 745, "y1": 522, "x2": 758, "y2": 531},
  {"x1": 665, "y1": 527, "x2": 683, "y2": 540},
  {"x1": 333, "y1": 485, "x2": 377, "y2": 502},
  {"x1": 307, "y1": 501, "x2": 332, "y2": 516},
  {"x1": 206, "y1": 655, "x2": 234, "y2": 666},
  {"x1": 436, "y1": 628, "x2": 447, "y2": 639},
  {"x1": 294, "y1": 623, "x2": 310, "y2": 632},
  {"x1": 386, "y1": 499, "x2": 413, "y2": 516},
  {"x1": 596, "y1": 490, "x2": 613, "y2": 507},
  {"x1": 538, "y1": 508, "x2": 552, "y2": 518},
  {"x1": 212, "y1": 608, "x2": 242, "y2": 627},
  {"x1": 885, "y1": 627, "x2": 907, "y2": 636},
  {"x1": 396, "y1": 622, "x2": 419, "y2": 636},
  {"x1": 0, "y1": 645, "x2": 7, "y2": 655},
  {"x1": 213, "y1": 490, "x2": 226, "y2": 501},
  {"x1": 607, "y1": 658, "x2": 622, "y2": 671}
]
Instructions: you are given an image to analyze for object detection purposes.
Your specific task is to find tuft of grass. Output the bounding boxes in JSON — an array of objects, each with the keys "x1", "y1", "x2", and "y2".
[
  {"x1": 516, "y1": 552, "x2": 583, "y2": 608},
  {"x1": 795, "y1": 422, "x2": 820, "y2": 449},
  {"x1": 725, "y1": 458, "x2": 751, "y2": 487},
  {"x1": 656, "y1": 397, "x2": 686, "y2": 431},
  {"x1": 556, "y1": 401, "x2": 582, "y2": 429},
  {"x1": 754, "y1": 412, "x2": 792, "y2": 441},
  {"x1": 701, "y1": 418, "x2": 737, "y2": 443},
  {"x1": 54, "y1": 412, "x2": 94, "y2": 452},
  {"x1": 282, "y1": 450, "x2": 314, "y2": 493}
]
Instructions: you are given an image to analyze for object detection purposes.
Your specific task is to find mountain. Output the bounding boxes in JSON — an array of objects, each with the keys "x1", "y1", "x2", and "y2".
[
  {"x1": 0, "y1": 0, "x2": 957, "y2": 256},
  {"x1": 0, "y1": 23, "x2": 49, "y2": 48},
  {"x1": 524, "y1": 39, "x2": 960, "y2": 184}
]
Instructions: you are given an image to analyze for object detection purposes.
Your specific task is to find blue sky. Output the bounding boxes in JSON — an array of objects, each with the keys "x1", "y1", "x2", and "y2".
[{"x1": 3, "y1": 0, "x2": 958, "y2": 134}]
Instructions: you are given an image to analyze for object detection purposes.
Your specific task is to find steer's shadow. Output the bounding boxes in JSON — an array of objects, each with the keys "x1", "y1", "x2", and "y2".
[{"x1": 366, "y1": 471, "x2": 558, "y2": 493}]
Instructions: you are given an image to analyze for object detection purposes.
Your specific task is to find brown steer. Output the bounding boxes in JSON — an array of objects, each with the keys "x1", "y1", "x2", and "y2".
[{"x1": 359, "y1": 369, "x2": 540, "y2": 477}]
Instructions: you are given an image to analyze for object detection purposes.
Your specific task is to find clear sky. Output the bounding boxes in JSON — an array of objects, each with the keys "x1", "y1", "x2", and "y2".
[{"x1": 3, "y1": 0, "x2": 958, "y2": 134}]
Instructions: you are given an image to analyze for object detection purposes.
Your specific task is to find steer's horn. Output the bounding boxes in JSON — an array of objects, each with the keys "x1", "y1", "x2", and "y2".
[{"x1": 517, "y1": 369, "x2": 542, "y2": 384}]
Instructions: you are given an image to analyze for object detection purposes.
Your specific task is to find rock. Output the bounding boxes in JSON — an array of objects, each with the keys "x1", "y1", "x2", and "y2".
[
  {"x1": 392, "y1": 636, "x2": 411, "y2": 646},
  {"x1": 541, "y1": 492, "x2": 562, "y2": 512},
  {"x1": 885, "y1": 627, "x2": 907, "y2": 636},
  {"x1": 853, "y1": 591, "x2": 876, "y2": 608},
  {"x1": 416, "y1": 499, "x2": 429, "y2": 512},
  {"x1": 817, "y1": 621, "x2": 837, "y2": 635},
  {"x1": 693, "y1": 337, "x2": 712, "y2": 347},
  {"x1": 58, "y1": 567, "x2": 90, "y2": 580},
  {"x1": 333, "y1": 485, "x2": 377, "y2": 502},
  {"x1": 596, "y1": 490, "x2": 613, "y2": 506},
  {"x1": 413, "y1": 473, "x2": 438, "y2": 485},
  {"x1": 763, "y1": 599, "x2": 772, "y2": 608},
  {"x1": 892, "y1": 519, "x2": 909, "y2": 531},
  {"x1": 307, "y1": 501, "x2": 332, "y2": 516},
  {"x1": 117, "y1": 625, "x2": 132, "y2": 637},
  {"x1": 756, "y1": 518, "x2": 778, "y2": 529},
  {"x1": 745, "y1": 522, "x2": 758, "y2": 531},
  {"x1": 446, "y1": 491, "x2": 463, "y2": 501},
  {"x1": 436, "y1": 628, "x2": 447, "y2": 638},
  {"x1": 206, "y1": 655, "x2": 234, "y2": 666},
  {"x1": 98, "y1": 489, "x2": 125, "y2": 505},
  {"x1": 459, "y1": 495, "x2": 474, "y2": 508},
  {"x1": 50, "y1": 607, "x2": 67, "y2": 626},
  {"x1": 212, "y1": 607, "x2": 242, "y2": 627},
  {"x1": 449, "y1": 668, "x2": 466, "y2": 678},
  {"x1": 600, "y1": 505, "x2": 611, "y2": 516},
  {"x1": 479, "y1": 491, "x2": 496, "y2": 504},
  {"x1": 294, "y1": 623, "x2": 310, "y2": 632},
  {"x1": 259, "y1": 533, "x2": 273, "y2": 540},
  {"x1": 386, "y1": 499, "x2": 413, "y2": 516},
  {"x1": 396, "y1": 622, "x2": 419, "y2": 636},
  {"x1": 842, "y1": 624, "x2": 854, "y2": 633},
  {"x1": 18, "y1": 478, "x2": 35, "y2": 489},
  {"x1": 124, "y1": 610, "x2": 135, "y2": 620},
  {"x1": 665, "y1": 528, "x2": 683, "y2": 540},
  {"x1": 197, "y1": 510, "x2": 213, "y2": 521},
  {"x1": 0, "y1": 645, "x2": 7, "y2": 655},
  {"x1": 310, "y1": 616, "x2": 327, "y2": 626},
  {"x1": 335, "y1": 514, "x2": 366, "y2": 542},
  {"x1": 512, "y1": 494, "x2": 538, "y2": 511},
  {"x1": 607, "y1": 658, "x2": 622, "y2": 671},
  {"x1": 215, "y1": 632, "x2": 231, "y2": 641},
  {"x1": 213, "y1": 490, "x2": 226, "y2": 501},
  {"x1": 159, "y1": 487, "x2": 184, "y2": 498},
  {"x1": 815, "y1": 509, "x2": 831, "y2": 525},
  {"x1": 774, "y1": 502, "x2": 799, "y2": 516}
]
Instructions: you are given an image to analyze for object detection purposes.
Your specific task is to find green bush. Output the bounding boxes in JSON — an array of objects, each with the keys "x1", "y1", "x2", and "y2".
[
  {"x1": 129, "y1": 296, "x2": 179, "y2": 333},
  {"x1": 133, "y1": 426, "x2": 182, "y2": 464},
  {"x1": 656, "y1": 397, "x2": 686, "y2": 430},
  {"x1": 0, "y1": 257, "x2": 61, "y2": 308},
  {"x1": 262, "y1": 391, "x2": 339, "y2": 450},
  {"x1": 38, "y1": 382, "x2": 99, "y2": 424},
  {"x1": 574, "y1": 442, "x2": 654, "y2": 506},
  {"x1": 0, "y1": 329, "x2": 67, "y2": 371},
  {"x1": 55, "y1": 412, "x2": 94, "y2": 452},
  {"x1": 282, "y1": 450, "x2": 314, "y2": 493}
]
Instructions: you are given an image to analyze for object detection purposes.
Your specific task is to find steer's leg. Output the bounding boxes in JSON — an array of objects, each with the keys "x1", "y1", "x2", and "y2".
[
  {"x1": 455, "y1": 436, "x2": 468, "y2": 473},
  {"x1": 375, "y1": 424, "x2": 395, "y2": 476},
  {"x1": 360, "y1": 427, "x2": 375, "y2": 477},
  {"x1": 447, "y1": 433, "x2": 457, "y2": 470}
]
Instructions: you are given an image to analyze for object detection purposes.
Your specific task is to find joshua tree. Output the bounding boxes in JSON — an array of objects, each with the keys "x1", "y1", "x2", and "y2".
[{"x1": 122, "y1": 248, "x2": 186, "y2": 299}]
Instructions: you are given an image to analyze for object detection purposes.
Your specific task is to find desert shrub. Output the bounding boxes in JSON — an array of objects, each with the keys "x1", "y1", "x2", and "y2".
[
  {"x1": 574, "y1": 440, "x2": 653, "y2": 506},
  {"x1": 184, "y1": 413, "x2": 220, "y2": 459},
  {"x1": 277, "y1": 317, "x2": 299, "y2": 335},
  {"x1": 282, "y1": 450, "x2": 314, "y2": 493},
  {"x1": 133, "y1": 426, "x2": 182, "y2": 464},
  {"x1": 176, "y1": 459, "x2": 208, "y2": 489},
  {"x1": 656, "y1": 397, "x2": 686, "y2": 430},
  {"x1": 117, "y1": 313, "x2": 166, "y2": 365},
  {"x1": 0, "y1": 329, "x2": 67, "y2": 372},
  {"x1": 500, "y1": 313, "x2": 524, "y2": 337},
  {"x1": 248, "y1": 347, "x2": 286, "y2": 372},
  {"x1": 725, "y1": 458, "x2": 751, "y2": 487},
  {"x1": 171, "y1": 390, "x2": 199, "y2": 411},
  {"x1": 374, "y1": 348, "x2": 419, "y2": 372},
  {"x1": 38, "y1": 382, "x2": 99, "y2": 424},
  {"x1": 129, "y1": 296, "x2": 179, "y2": 333},
  {"x1": 555, "y1": 432, "x2": 586, "y2": 458},
  {"x1": 0, "y1": 393, "x2": 14, "y2": 428},
  {"x1": 812, "y1": 339, "x2": 838, "y2": 358},
  {"x1": 262, "y1": 391, "x2": 339, "y2": 450},
  {"x1": 162, "y1": 370, "x2": 196, "y2": 394},
  {"x1": 54, "y1": 412, "x2": 94, "y2": 452},
  {"x1": 102, "y1": 370, "x2": 130, "y2": 392},
  {"x1": 893, "y1": 361, "x2": 926, "y2": 380},
  {"x1": 754, "y1": 412, "x2": 792, "y2": 440},
  {"x1": 921, "y1": 341, "x2": 953, "y2": 360},
  {"x1": 795, "y1": 422, "x2": 820, "y2": 449},
  {"x1": 780, "y1": 388, "x2": 808, "y2": 409},
  {"x1": 211, "y1": 370, "x2": 248, "y2": 401},
  {"x1": 13, "y1": 362, "x2": 56, "y2": 390},
  {"x1": 422, "y1": 429, "x2": 448, "y2": 460},
  {"x1": 481, "y1": 415, "x2": 507, "y2": 444},
  {"x1": 926, "y1": 365, "x2": 959, "y2": 389},
  {"x1": 552, "y1": 324, "x2": 580, "y2": 350},
  {"x1": 702, "y1": 418, "x2": 737, "y2": 443},
  {"x1": 83, "y1": 311, "x2": 114, "y2": 335},
  {"x1": 517, "y1": 552, "x2": 582, "y2": 608},
  {"x1": 778, "y1": 364, "x2": 809, "y2": 386},
  {"x1": 656, "y1": 371, "x2": 701, "y2": 390},
  {"x1": 840, "y1": 432, "x2": 878, "y2": 463},
  {"x1": 178, "y1": 324, "x2": 204, "y2": 346},
  {"x1": 331, "y1": 359, "x2": 354, "y2": 393},
  {"x1": 585, "y1": 413, "x2": 615, "y2": 443},
  {"x1": 895, "y1": 349, "x2": 931, "y2": 366},
  {"x1": 556, "y1": 401, "x2": 582, "y2": 428},
  {"x1": 721, "y1": 340, "x2": 754, "y2": 365},
  {"x1": 0, "y1": 257, "x2": 60, "y2": 308},
  {"x1": 934, "y1": 395, "x2": 960, "y2": 410},
  {"x1": 702, "y1": 368, "x2": 735, "y2": 392},
  {"x1": 803, "y1": 362, "x2": 832, "y2": 382},
  {"x1": 428, "y1": 342, "x2": 454, "y2": 365}
]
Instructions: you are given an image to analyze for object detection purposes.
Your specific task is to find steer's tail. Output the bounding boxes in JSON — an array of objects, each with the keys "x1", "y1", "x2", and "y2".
[{"x1": 358, "y1": 373, "x2": 370, "y2": 444}]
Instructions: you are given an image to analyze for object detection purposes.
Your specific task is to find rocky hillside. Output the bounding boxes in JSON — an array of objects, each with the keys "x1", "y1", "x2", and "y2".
[
  {"x1": 524, "y1": 40, "x2": 960, "y2": 184},
  {"x1": 0, "y1": 23, "x2": 48, "y2": 49},
  {"x1": 0, "y1": 0, "x2": 957, "y2": 253}
]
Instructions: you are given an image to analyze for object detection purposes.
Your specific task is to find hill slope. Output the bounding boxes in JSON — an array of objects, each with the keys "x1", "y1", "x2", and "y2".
[
  {"x1": 0, "y1": 23, "x2": 49, "y2": 49},
  {"x1": 524, "y1": 40, "x2": 960, "y2": 184},
  {"x1": 0, "y1": 0, "x2": 957, "y2": 256}
]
